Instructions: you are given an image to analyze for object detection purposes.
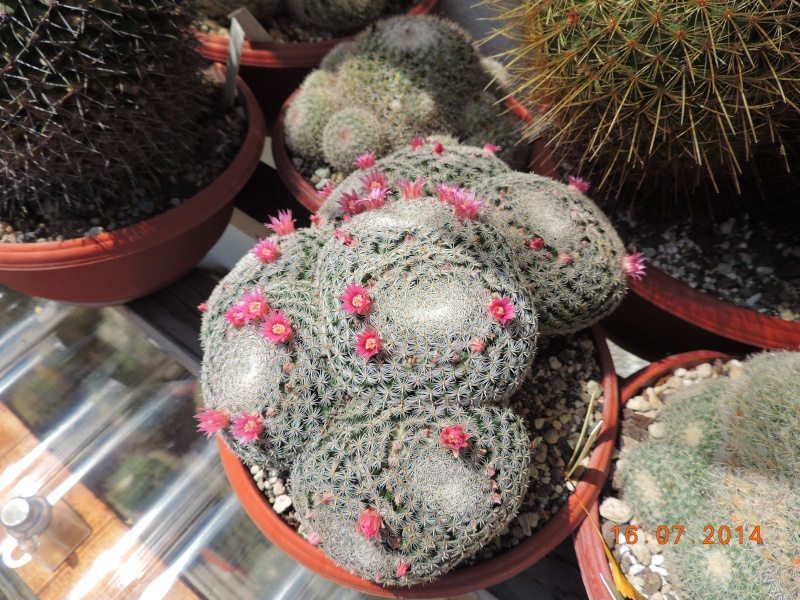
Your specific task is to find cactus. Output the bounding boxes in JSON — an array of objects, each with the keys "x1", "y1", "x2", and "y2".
[
  {"x1": 284, "y1": 15, "x2": 529, "y2": 178},
  {"x1": 284, "y1": 71, "x2": 341, "y2": 162},
  {"x1": 291, "y1": 398, "x2": 530, "y2": 585},
  {"x1": 0, "y1": 0, "x2": 211, "y2": 222},
  {"x1": 199, "y1": 0, "x2": 283, "y2": 22},
  {"x1": 321, "y1": 108, "x2": 388, "y2": 172},
  {"x1": 286, "y1": 0, "x2": 389, "y2": 36},
  {"x1": 487, "y1": 0, "x2": 800, "y2": 201}
]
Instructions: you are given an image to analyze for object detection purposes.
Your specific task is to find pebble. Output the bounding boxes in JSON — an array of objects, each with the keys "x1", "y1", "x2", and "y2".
[
  {"x1": 273, "y1": 481, "x2": 286, "y2": 496},
  {"x1": 544, "y1": 429, "x2": 560, "y2": 444},
  {"x1": 631, "y1": 537, "x2": 651, "y2": 566},
  {"x1": 273, "y1": 494, "x2": 292, "y2": 514},
  {"x1": 628, "y1": 563, "x2": 646, "y2": 576},
  {"x1": 695, "y1": 363, "x2": 713, "y2": 378},
  {"x1": 642, "y1": 570, "x2": 663, "y2": 595},
  {"x1": 648, "y1": 421, "x2": 668, "y2": 439},
  {"x1": 314, "y1": 167, "x2": 331, "y2": 179},
  {"x1": 599, "y1": 497, "x2": 633, "y2": 523},
  {"x1": 602, "y1": 520, "x2": 617, "y2": 549},
  {"x1": 627, "y1": 395, "x2": 652, "y2": 412},
  {"x1": 629, "y1": 575, "x2": 646, "y2": 594},
  {"x1": 651, "y1": 553, "x2": 665, "y2": 566}
]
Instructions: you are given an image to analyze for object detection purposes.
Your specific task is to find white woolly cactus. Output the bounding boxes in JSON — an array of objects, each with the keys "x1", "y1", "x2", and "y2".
[{"x1": 197, "y1": 138, "x2": 639, "y2": 586}]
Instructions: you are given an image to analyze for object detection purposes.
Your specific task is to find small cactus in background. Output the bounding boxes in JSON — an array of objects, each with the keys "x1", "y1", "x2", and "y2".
[
  {"x1": 199, "y1": 142, "x2": 636, "y2": 584},
  {"x1": 321, "y1": 108, "x2": 388, "y2": 172},
  {"x1": 620, "y1": 351, "x2": 800, "y2": 599},
  {"x1": 284, "y1": 15, "x2": 529, "y2": 178},
  {"x1": 286, "y1": 0, "x2": 389, "y2": 35},
  {"x1": 487, "y1": 0, "x2": 800, "y2": 202},
  {"x1": 0, "y1": 0, "x2": 212, "y2": 222},
  {"x1": 199, "y1": 0, "x2": 284, "y2": 22}
]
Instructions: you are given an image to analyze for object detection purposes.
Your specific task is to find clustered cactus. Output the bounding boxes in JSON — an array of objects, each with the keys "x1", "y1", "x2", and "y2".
[
  {"x1": 488, "y1": 0, "x2": 800, "y2": 201},
  {"x1": 198, "y1": 141, "x2": 642, "y2": 585},
  {"x1": 1, "y1": 0, "x2": 211, "y2": 222},
  {"x1": 284, "y1": 15, "x2": 531, "y2": 179},
  {"x1": 621, "y1": 352, "x2": 800, "y2": 599}
]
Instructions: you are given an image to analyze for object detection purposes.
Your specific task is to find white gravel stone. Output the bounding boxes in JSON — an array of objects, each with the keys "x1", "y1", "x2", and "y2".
[
  {"x1": 599, "y1": 497, "x2": 633, "y2": 523},
  {"x1": 651, "y1": 553, "x2": 665, "y2": 567},
  {"x1": 628, "y1": 563, "x2": 646, "y2": 576},
  {"x1": 273, "y1": 481, "x2": 286, "y2": 496},
  {"x1": 695, "y1": 363, "x2": 713, "y2": 378},
  {"x1": 273, "y1": 494, "x2": 292, "y2": 514},
  {"x1": 631, "y1": 537, "x2": 651, "y2": 566},
  {"x1": 648, "y1": 422, "x2": 668, "y2": 439},
  {"x1": 626, "y1": 395, "x2": 652, "y2": 412}
]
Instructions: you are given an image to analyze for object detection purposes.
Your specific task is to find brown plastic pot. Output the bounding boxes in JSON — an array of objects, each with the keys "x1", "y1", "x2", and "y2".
[
  {"x1": 272, "y1": 91, "x2": 554, "y2": 214},
  {"x1": 0, "y1": 71, "x2": 265, "y2": 307},
  {"x1": 217, "y1": 326, "x2": 620, "y2": 598},
  {"x1": 196, "y1": 1, "x2": 438, "y2": 130},
  {"x1": 573, "y1": 350, "x2": 734, "y2": 600}
]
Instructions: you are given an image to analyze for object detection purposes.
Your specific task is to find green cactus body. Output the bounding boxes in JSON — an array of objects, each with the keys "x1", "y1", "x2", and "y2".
[
  {"x1": 474, "y1": 173, "x2": 629, "y2": 334},
  {"x1": 286, "y1": 0, "x2": 388, "y2": 35},
  {"x1": 462, "y1": 92, "x2": 530, "y2": 171},
  {"x1": 0, "y1": 0, "x2": 210, "y2": 217},
  {"x1": 284, "y1": 71, "x2": 342, "y2": 162},
  {"x1": 322, "y1": 108, "x2": 389, "y2": 172},
  {"x1": 291, "y1": 399, "x2": 530, "y2": 584},
  {"x1": 490, "y1": 0, "x2": 800, "y2": 199}
]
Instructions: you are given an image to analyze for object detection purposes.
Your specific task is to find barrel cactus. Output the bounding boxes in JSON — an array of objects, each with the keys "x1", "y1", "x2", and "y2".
[
  {"x1": 1, "y1": 0, "x2": 211, "y2": 225},
  {"x1": 284, "y1": 15, "x2": 530, "y2": 178},
  {"x1": 488, "y1": 0, "x2": 800, "y2": 201},
  {"x1": 197, "y1": 142, "x2": 638, "y2": 584}
]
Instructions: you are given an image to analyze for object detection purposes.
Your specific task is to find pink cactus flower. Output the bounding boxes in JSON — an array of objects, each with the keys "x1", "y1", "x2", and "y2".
[
  {"x1": 260, "y1": 310, "x2": 294, "y2": 343},
  {"x1": 360, "y1": 186, "x2": 387, "y2": 211},
  {"x1": 488, "y1": 297, "x2": 516, "y2": 324},
  {"x1": 433, "y1": 141, "x2": 445, "y2": 155},
  {"x1": 225, "y1": 302, "x2": 250, "y2": 327},
  {"x1": 356, "y1": 508, "x2": 383, "y2": 540},
  {"x1": 558, "y1": 253, "x2": 572, "y2": 265},
  {"x1": 492, "y1": 493, "x2": 503, "y2": 505},
  {"x1": 568, "y1": 176, "x2": 590, "y2": 194},
  {"x1": 529, "y1": 237, "x2": 544, "y2": 251},
  {"x1": 231, "y1": 413, "x2": 264, "y2": 444},
  {"x1": 194, "y1": 407, "x2": 230, "y2": 439},
  {"x1": 197, "y1": 303, "x2": 207, "y2": 312},
  {"x1": 241, "y1": 288, "x2": 270, "y2": 321},
  {"x1": 359, "y1": 169, "x2": 388, "y2": 194},
  {"x1": 440, "y1": 424, "x2": 471, "y2": 457},
  {"x1": 410, "y1": 137, "x2": 425, "y2": 151},
  {"x1": 250, "y1": 238, "x2": 281, "y2": 264},
  {"x1": 355, "y1": 329, "x2": 382, "y2": 359},
  {"x1": 469, "y1": 338, "x2": 486, "y2": 353},
  {"x1": 338, "y1": 189, "x2": 365, "y2": 216},
  {"x1": 317, "y1": 180, "x2": 335, "y2": 199},
  {"x1": 319, "y1": 492, "x2": 334, "y2": 505},
  {"x1": 265, "y1": 209, "x2": 296, "y2": 236},
  {"x1": 339, "y1": 283, "x2": 372, "y2": 315},
  {"x1": 353, "y1": 151, "x2": 376, "y2": 169},
  {"x1": 482, "y1": 142, "x2": 501, "y2": 156},
  {"x1": 622, "y1": 250, "x2": 647, "y2": 281},
  {"x1": 452, "y1": 188, "x2": 485, "y2": 220},
  {"x1": 396, "y1": 176, "x2": 427, "y2": 200},
  {"x1": 436, "y1": 182, "x2": 459, "y2": 203},
  {"x1": 396, "y1": 562, "x2": 409, "y2": 578},
  {"x1": 310, "y1": 215, "x2": 324, "y2": 226},
  {"x1": 308, "y1": 532, "x2": 322, "y2": 546}
]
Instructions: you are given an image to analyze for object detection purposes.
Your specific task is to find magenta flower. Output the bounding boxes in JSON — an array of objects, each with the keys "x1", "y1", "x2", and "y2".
[
  {"x1": 225, "y1": 302, "x2": 250, "y2": 327},
  {"x1": 355, "y1": 329, "x2": 382, "y2": 359},
  {"x1": 528, "y1": 237, "x2": 544, "y2": 251},
  {"x1": 197, "y1": 303, "x2": 207, "y2": 312},
  {"x1": 469, "y1": 338, "x2": 486, "y2": 353},
  {"x1": 260, "y1": 310, "x2": 294, "y2": 343},
  {"x1": 622, "y1": 250, "x2": 647, "y2": 281},
  {"x1": 265, "y1": 209, "x2": 296, "y2": 236},
  {"x1": 452, "y1": 188, "x2": 485, "y2": 220},
  {"x1": 310, "y1": 215, "x2": 325, "y2": 226},
  {"x1": 568, "y1": 176, "x2": 590, "y2": 194},
  {"x1": 482, "y1": 142, "x2": 501, "y2": 156},
  {"x1": 338, "y1": 189, "x2": 365, "y2": 216},
  {"x1": 339, "y1": 283, "x2": 372, "y2": 315},
  {"x1": 433, "y1": 141, "x2": 445, "y2": 155},
  {"x1": 317, "y1": 180, "x2": 335, "y2": 199},
  {"x1": 360, "y1": 187, "x2": 387, "y2": 211},
  {"x1": 241, "y1": 288, "x2": 270, "y2": 321},
  {"x1": 396, "y1": 562, "x2": 409, "y2": 578},
  {"x1": 410, "y1": 137, "x2": 425, "y2": 151},
  {"x1": 250, "y1": 238, "x2": 281, "y2": 264},
  {"x1": 440, "y1": 424, "x2": 471, "y2": 457},
  {"x1": 353, "y1": 151, "x2": 376, "y2": 169},
  {"x1": 359, "y1": 170, "x2": 388, "y2": 207},
  {"x1": 396, "y1": 176, "x2": 427, "y2": 200},
  {"x1": 436, "y1": 182, "x2": 459, "y2": 203},
  {"x1": 194, "y1": 407, "x2": 230, "y2": 439},
  {"x1": 231, "y1": 413, "x2": 264, "y2": 444},
  {"x1": 488, "y1": 297, "x2": 516, "y2": 324},
  {"x1": 308, "y1": 532, "x2": 322, "y2": 546},
  {"x1": 356, "y1": 508, "x2": 383, "y2": 541},
  {"x1": 558, "y1": 253, "x2": 572, "y2": 265}
]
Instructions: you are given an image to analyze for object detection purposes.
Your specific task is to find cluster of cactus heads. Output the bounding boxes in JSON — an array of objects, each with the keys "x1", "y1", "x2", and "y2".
[
  {"x1": 620, "y1": 352, "x2": 800, "y2": 599},
  {"x1": 0, "y1": 0, "x2": 211, "y2": 220},
  {"x1": 284, "y1": 15, "x2": 530, "y2": 178},
  {"x1": 198, "y1": 140, "x2": 641, "y2": 584},
  {"x1": 488, "y1": 0, "x2": 800, "y2": 202}
]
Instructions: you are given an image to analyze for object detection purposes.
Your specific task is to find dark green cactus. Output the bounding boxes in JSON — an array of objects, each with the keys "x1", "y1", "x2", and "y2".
[{"x1": 286, "y1": 0, "x2": 388, "y2": 35}]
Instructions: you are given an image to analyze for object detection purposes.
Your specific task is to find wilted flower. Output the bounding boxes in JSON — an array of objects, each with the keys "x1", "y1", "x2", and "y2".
[
  {"x1": 194, "y1": 407, "x2": 230, "y2": 438},
  {"x1": 356, "y1": 508, "x2": 382, "y2": 540}
]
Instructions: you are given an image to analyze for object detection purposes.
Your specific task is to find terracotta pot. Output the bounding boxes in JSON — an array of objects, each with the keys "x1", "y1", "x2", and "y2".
[
  {"x1": 217, "y1": 326, "x2": 620, "y2": 598},
  {"x1": 272, "y1": 91, "x2": 554, "y2": 214},
  {"x1": 573, "y1": 350, "x2": 734, "y2": 600},
  {"x1": 195, "y1": 1, "x2": 438, "y2": 130},
  {"x1": 0, "y1": 73, "x2": 266, "y2": 307}
]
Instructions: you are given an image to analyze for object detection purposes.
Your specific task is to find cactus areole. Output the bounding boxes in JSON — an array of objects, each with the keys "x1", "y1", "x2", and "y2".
[{"x1": 200, "y1": 142, "x2": 634, "y2": 589}]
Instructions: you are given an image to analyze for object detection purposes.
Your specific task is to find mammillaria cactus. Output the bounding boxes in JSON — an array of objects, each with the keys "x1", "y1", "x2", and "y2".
[
  {"x1": 284, "y1": 15, "x2": 530, "y2": 177},
  {"x1": 286, "y1": 0, "x2": 389, "y2": 35},
  {"x1": 488, "y1": 0, "x2": 800, "y2": 202},
  {"x1": 620, "y1": 351, "x2": 800, "y2": 599},
  {"x1": 1, "y1": 0, "x2": 211, "y2": 222},
  {"x1": 198, "y1": 140, "x2": 638, "y2": 585}
]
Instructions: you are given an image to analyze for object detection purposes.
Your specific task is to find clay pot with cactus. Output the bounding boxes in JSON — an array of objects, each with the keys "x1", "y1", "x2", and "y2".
[
  {"x1": 194, "y1": 141, "x2": 652, "y2": 595},
  {"x1": 273, "y1": 14, "x2": 535, "y2": 212},
  {"x1": 484, "y1": 0, "x2": 800, "y2": 356},
  {"x1": 0, "y1": 0, "x2": 265, "y2": 305},
  {"x1": 574, "y1": 350, "x2": 800, "y2": 600},
  {"x1": 194, "y1": 0, "x2": 438, "y2": 128}
]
